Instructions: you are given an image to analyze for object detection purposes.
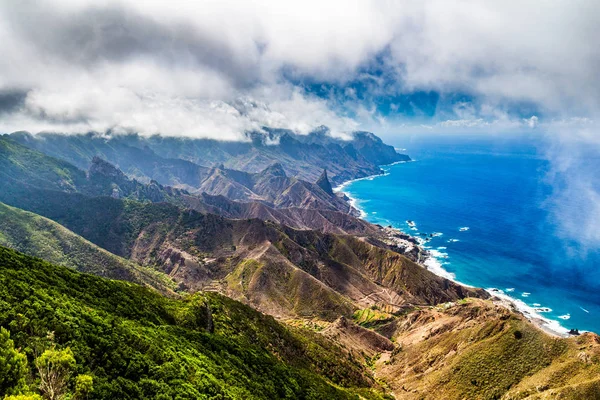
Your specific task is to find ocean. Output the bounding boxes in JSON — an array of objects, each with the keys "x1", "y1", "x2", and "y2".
[{"x1": 340, "y1": 135, "x2": 600, "y2": 334}]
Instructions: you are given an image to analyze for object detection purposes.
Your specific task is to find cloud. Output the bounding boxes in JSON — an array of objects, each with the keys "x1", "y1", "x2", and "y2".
[
  {"x1": 541, "y1": 121, "x2": 600, "y2": 254},
  {"x1": 0, "y1": 0, "x2": 598, "y2": 138}
]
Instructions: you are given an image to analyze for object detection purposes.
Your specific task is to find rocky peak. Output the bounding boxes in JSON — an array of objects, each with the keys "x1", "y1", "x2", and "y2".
[
  {"x1": 260, "y1": 162, "x2": 286, "y2": 178},
  {"x1": 316, "y1": 169, "x2": 334, "y2": 196},
  {"x1": 88, "y1": 156, "x2": 126, "y2": 181}
]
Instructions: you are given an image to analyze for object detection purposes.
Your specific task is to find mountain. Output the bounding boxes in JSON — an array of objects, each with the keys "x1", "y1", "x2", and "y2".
[
  {"x1": 9, "y1": 128, "x2": 410, "y2": 186},
  {"x1": 316, "y1": 169, "x2": 334, "y2": 196},
  {"x1": 191, "y1": 162, "x2": 356, "y2": 213},
  {"x1": 4, "y1": 135, "x2": 356, "y2": 213},
  {"x1": 372, "y1": 298, "x2": 600, "y2": 399},
  {"x1": 6, "y1": 127, "x2": 594, "y2": 398},
  {"x1": 0, "y1": 202, "x2": 175, "y2": 292},
  {"x1": 0, "y1": 245, "x2": 387, "y2": 399},
  {"x1": 0, "y1": 183, "x2": 486, "y2": 320},
  {"x1": 0, "y1": 136, "x2": 379, "y2": 240},
  {"x1": 185, "y1": 192, "x2": 380, "y2": 235},
  {"x1": 0, "y1": 135, "x2": 483, "y2": 321}
]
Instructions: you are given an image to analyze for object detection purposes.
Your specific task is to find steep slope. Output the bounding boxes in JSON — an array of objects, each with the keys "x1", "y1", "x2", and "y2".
[
  {"x1": 185, "y1": 193, "x2": 379, "y2": 235},
  {"x1": 9, "y1": 128, "x2": 411, "y2": 186},
  {"x1": 370, "y1": 298, "x2": 600, "y2": 399},
  {"x1": 195, "y1": 163, "x2": 356, "y2": 213},
  {"x1": 0, "y1": 138, "x2": 481, "y2": 321},
  {"x1": 0, "y1": 178, "x2": 485, "y2": 321},
  {"x1": 0, "y1": 138, "x2": 371, "y2": 240},
  {"x1": 0, "y1": 202, "x2": 175, "y2": 292},
  {"x1": 5, "y1": 134, "x2": 357, "y2": 213},
  {"x1": 0, "y1": 133, "x2": 87, "y2": 192},
  {"x1": 0, "y1": 246, "x2": 387, "y2": 399}
]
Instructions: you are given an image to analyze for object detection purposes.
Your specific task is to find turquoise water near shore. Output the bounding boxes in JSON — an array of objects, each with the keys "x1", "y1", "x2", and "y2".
[{"x1": 342, "y1": 136, "x2": 600, "y2": 334}]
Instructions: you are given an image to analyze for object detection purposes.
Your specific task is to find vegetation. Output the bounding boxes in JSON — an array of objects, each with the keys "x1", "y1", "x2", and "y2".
[
  {"x1": 352, "y1": 308, "x2": 393, "y2": 329},
  {"x1": 0, "y1": 202, "x2": 175, "y2": 292},
  {"x1": 378, "y1": 299, "x2": 600, "y2": 399},
  {"x1": 0, "y1": 246, "x2": 387, "y2": 399}
]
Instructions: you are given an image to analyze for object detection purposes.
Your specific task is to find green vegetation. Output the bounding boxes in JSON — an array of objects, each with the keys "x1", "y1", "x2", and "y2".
[
  {"x1": 0, "y1": 246, "x2": 387, "y2": 399},
  {"x1": 0, "y1": 137, "x2": 86, "y2": 192},
  {"x1": 0, "y1": 203, "x2": 175, "y2": 292},
  {"x1": 352, "y1": 308, "x2": 393, "y2": 329}
]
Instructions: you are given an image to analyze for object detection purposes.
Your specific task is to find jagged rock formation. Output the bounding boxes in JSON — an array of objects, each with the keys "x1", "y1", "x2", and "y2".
[
  {"x1": 9, "y1": 128, "x2": 411, "y2": 186},
  {"x1": 316, "y1": 169, "x2": 334, "y2": 195}
]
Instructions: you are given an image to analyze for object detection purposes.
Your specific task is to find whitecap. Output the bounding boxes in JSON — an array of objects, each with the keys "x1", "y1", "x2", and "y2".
[
  {"x1": 423, "y1": 255, "x2": 456, "y2": 281},
  {"x1": 521, "y1": 292, "x2": 531, "y2": 298},
  {"x1": 485, "y1": 288, "x2": 569, "y2": 336},
  {"x1": 532, "y1": 303, "x2": 541, "y2": 307},
  {"x1": 580, "y1": 307, "x2": 590, "y2": 313},
  {"x1": 505, "y1": 288, "x2": 515, "y2": 292},
  {"x1": 459, "y1": 227, "x2": 470, "y2": 232},
  {"x1": 447, "y1": 239, "x2": 460, "y2": 243},
  {"x1": 558, "y1": 314, "x2": 571, "y2": 320}
]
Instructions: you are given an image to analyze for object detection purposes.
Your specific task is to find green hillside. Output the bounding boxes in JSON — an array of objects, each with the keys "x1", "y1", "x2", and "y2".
[
  {"x1": 0, "y1": 202, "x2": 175, "y2": 293},
  {"x1": 0, "y1": 246, "x2": 387, "y2": 399}
]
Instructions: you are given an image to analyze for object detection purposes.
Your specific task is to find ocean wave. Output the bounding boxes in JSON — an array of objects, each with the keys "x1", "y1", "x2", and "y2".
[
  {"x1": 486, "y1": 288, "x2": 569, "y2": 336},
  {"x1": 423, "y1": 255, "x2": 456, "y2": 281},
  {"x1": 558, "y1": 314, "x2": 571, "y2": 320},
  {"x1": 459, "y1": 226, "x2": 470, "y2": 232}
]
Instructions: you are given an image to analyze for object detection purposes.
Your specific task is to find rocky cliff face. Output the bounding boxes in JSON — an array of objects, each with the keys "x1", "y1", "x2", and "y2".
[{"x1": 9, "y1": 128, "x2": 411, "y2": 186}]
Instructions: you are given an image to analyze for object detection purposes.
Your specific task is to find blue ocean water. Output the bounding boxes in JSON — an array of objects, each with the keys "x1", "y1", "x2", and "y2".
[{"x1": 342, "y1": 135, "x2": 600, "y2": 334}]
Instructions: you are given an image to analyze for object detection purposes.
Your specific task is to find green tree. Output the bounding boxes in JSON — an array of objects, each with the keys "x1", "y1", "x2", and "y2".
[
  {"x1": 73, "y1": 375, "x2": 93, "y2": 400},
  {"x1": 35, "y1": 348, "x2": 75, "y2": 400},
  {"x1": 0, "y1": 327, "x2": 28, "y2": 396}
]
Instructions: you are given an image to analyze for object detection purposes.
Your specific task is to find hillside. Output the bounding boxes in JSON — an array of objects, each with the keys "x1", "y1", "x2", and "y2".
[
  {"x1": 2, "y1": 135, "x2": 355, "y2": 213},
  {"x1": 0, "y1": 245, "x2": 388, "y2": 399},
  {"x1": 0, "y1": 182, "x2": 486, "y2": 320},
  {"x1": 0, "y1": 202, "x2": 175, "y2": 293},
  {"x1": 4, "y1": 128, "x2": 593, "y2": 399},
  {"x1": 369, "y1": 298, "x2": 600, "y2": 399},
  {"x1": 8, "y1": 129, "x2": 410, "y2": 186}
]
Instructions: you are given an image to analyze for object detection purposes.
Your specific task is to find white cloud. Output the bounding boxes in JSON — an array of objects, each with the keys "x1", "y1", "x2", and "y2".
[{"x1": 0, "y1": 0, "x2": 598, "y2": 138}]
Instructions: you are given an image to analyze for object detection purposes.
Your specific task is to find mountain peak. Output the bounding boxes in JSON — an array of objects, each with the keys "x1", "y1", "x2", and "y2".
[
  {"x1": 88, "y1": 156, "x2": 126, "y2": 180},
  {"x1": 316, "y1": 169, "x2": 334, "y2": 195},
  {"x1": 260, "y1": 162, "x2": 286, "y2": 177}
]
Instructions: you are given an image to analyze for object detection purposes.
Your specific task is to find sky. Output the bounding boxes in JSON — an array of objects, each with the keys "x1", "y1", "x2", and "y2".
[
  {"x1": 0, "y1": 0, "x2": 598, "y2": 140},
  {"x1": 0, "y1": 0, "x2": 599, "y2": 249}
]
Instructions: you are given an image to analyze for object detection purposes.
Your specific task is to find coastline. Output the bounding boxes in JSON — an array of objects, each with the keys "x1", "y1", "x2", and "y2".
[{"x1": 335, "y1": 160, "x2": 572, "y2": 339}]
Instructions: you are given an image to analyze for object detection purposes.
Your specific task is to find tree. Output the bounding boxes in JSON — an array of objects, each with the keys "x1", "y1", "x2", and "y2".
[
  {"x1": 35, "y1": 348, "x2": 76, "y2": 400},
  {"x1": 0, "y1": 327, "x2": 28, "y2": 396},
  {"x1": 73, "y1": 375, "x2": 93, "y2": 400}
]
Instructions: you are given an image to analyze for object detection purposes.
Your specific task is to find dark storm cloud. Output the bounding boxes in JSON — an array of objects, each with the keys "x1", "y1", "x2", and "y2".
[
  {"x1": 2, "y1": 2, "x2": 261, "y2": 89},
  {"x1": 0, "y1": 90, "x2": 28, "y2": 115}
]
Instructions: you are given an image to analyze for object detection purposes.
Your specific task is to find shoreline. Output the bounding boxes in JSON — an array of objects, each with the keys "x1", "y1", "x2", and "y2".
[{"x1": 335, "y1": 160, "x2": 572, "y2": 339}]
